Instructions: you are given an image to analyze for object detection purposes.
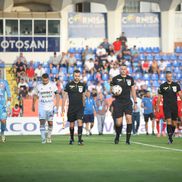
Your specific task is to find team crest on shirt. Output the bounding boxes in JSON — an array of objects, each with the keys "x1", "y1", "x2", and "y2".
[
  {"x1": 78, "y1": 86, "x2": 83, "y2": 93},
  {"x1": 172, "y1": 86, "x2": 177, "y2": 92},
  {"x1": 126, "y1": 79, "x2": 131, "y2": 86}
]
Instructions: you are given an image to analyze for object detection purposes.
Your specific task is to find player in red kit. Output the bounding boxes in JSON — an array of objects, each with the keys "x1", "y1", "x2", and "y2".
[
  {"x1": 152, "y1": 94, "x2": 166, "y2": 137},
  {"x1": 176, "y1": 92, "x2": 182, "y2": 137},
  {"x1": 12, "y1": 104, "x2": 21, "y2": 117}
]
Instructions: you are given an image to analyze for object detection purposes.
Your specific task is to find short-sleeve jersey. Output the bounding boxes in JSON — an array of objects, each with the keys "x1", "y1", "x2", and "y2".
[
  {"x1": 33, "y1": 81, "x2": 58, "y2": 110},
  {"x1": 111, "y1": 74, "x2": 134, "y2": 103}
]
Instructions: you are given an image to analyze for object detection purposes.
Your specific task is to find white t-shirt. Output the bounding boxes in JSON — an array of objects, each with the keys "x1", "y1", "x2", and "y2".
[
  {"x1": 35, "y1": 67, "x2": 45, "y2": 77},
  {"x1": 33, "y1": 81, "x2": 58, "y2": 111},
  {"x1": 109, "y1": 68, "x2": 120, "y2": 78}
]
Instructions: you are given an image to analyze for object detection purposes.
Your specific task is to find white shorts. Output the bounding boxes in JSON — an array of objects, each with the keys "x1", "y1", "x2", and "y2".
[{"x1": 39, "y1": 109, "x2": 54, "y2": 121}]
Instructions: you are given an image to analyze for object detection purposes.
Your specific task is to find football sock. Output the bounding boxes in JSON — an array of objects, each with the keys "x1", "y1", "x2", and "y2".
[
  {"x1": 78, "y1": 126, "x2": 83, "y2": 142},
  {"x1": 162, "y1": 122, "x2": 166, "y2": 132},
  {"x1": 172, "y1": 125, "x2": 176, "y2": 135},
  {"x1": 70, "y1": 127, "x2": 74, "y2": 141},
  {"x1": 47, "y1": 126, "x2": 53, "y2": 139},
  {"x1": 40, "y1": 125, "x2": 46, "y2": 141},
  {"x1": 167, "y1": 124, "x2": 173, "y2": 141},
  {"x1": 115, "y1": 125, "x2": 121, "y2": 140},
  {"x1": 1, "y1": 122, "x2": 6, "y2": 135},
  {"x1": 156, "y1": 122, "x2": 160, "y2": 134},
  {"x1": 126, "y1": 124, "x2": 132, "y2": 142}
]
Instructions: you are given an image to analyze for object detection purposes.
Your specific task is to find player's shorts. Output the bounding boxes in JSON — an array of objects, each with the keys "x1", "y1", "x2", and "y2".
[
  {"x1": 39, "y1": 109, "x2": 54, "y2": 121},
  {"x1": 83, "y1": 114, "x2": 94, "y2": 123},
  {"x1": 114, "y1": 100, "x2": 132, "y2": 118},
  {"x1": 67, "y1": 106, "x2": 84, "y2": 122},
  {"x1": 0, "y1": 105, "x2": 7, "y2": 120},
  {"x1": 164, "y1": 105, "x2": 178, "y2": 121},
  {"x1": 144, "y1": 113, "x2": 154, "y2": 122},
  {"x1": 154, "y1": 112, "x2": 164, "y2": 121}
]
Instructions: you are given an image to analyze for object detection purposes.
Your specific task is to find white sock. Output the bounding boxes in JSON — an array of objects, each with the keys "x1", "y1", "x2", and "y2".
[
  {"x1": 40, "y1": 125, "x2": 46, "y2": 141},
  {"x1": 47, "y1": 126, "x2": 53, "y2": 139}
]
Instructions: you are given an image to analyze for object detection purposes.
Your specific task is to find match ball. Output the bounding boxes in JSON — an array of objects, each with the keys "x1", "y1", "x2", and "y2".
[{"x1": 112, "y1": 85, "x2": 122, "y2": 96}]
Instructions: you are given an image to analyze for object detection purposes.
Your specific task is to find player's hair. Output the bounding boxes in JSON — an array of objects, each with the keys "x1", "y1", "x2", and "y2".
[
  {"x1": 73, "y1": 70, "x2": 80, "y2": 74},
  {"x1": 42, "y1": 73, "x2": 49, "y2": 79},
  {"x1": 121, "y1": 63, "x2": 127, "y2": 67},
  {"x1": 166, "y1": 71, "x2": 172, "y2": 75}
]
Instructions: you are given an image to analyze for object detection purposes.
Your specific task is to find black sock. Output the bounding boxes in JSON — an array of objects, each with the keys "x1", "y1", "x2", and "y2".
[
  {"x1": 70, "y1": 127, "x2": 74, "y2": 141},
  {"x1": 126, "y1": 124, "x2": 132, "y2": 142},
  {"x1": 172, "y1": 125, "x2": 176, "y2": 135},
  {"x1": 78, "y1": 126, "x2": 83, "y2": 142},
  {"x1": 115, "y1": 125, "x2": 121, "y2": 140},
  {"x1": 167, "y1": 125, "x2": 173, "y2": 141}
]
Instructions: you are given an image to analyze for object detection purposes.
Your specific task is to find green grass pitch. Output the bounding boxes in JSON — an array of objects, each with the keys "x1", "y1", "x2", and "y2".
[{"x1": 0, "y1": 135, "x2": 182, "y2": 182}]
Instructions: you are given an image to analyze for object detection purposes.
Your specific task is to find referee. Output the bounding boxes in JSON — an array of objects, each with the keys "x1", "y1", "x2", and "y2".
[
  {"x1": 62, "y1": 70, "x2": 86, "y2": 145},
  {"x1": 111, "y1": 64, "x2": 137, "y2": 144},
  {"x1": 157, "y1": 71, "x2": 182, "y2": 144}
]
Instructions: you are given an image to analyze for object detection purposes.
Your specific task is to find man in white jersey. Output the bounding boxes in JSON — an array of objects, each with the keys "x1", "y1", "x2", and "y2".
[{"x1": 32, "y1": 73, "x2": 60, "y2": 144}]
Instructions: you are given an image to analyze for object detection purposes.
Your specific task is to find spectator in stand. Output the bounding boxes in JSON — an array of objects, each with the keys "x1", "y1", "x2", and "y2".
[
  {"x1": 158, "y1": 59, "x2": 167, "y2": 74},
  {"x1": 100, "y1": 38, "x2": 111, "y2": 53},
  {"x1": 67, "y1": 53, "x2": 76, "y2": 67},
  {"x1": 96, "y1": 45, "x2": 106, "y2": 56},
  {"x1": 26, "y1": 64, "x2": 35, "y2": 80},
  {"x1": 142, "y1": 59, "x2": 150, "y2": 73},
  {"x1": 117, "y1": 52, "x2": 124, "y2": 63},
  {"x1": 94, "y1": 71, "x2": 102, "y2": 83},
  {"x1": 107, "y1": 52, "x2": 117, "y2": 63},
  {"x1": 49, "y1": 52, "x2": 61, "y2": 69},
  {"x1": 82, "y1": 45, "x2": 93, "y2": 62},
  {"x1": 60, "y1": 52, "x2": 68, "y2": 67},
  {"x1": 119, "y1": 32, "x2": 127, "y2": 51},
  {"x1": 151, "y1": 59, "x2": 159, "y2": 74},
  {"x1": 96, "y1": 51, "x2": 108, "y2": 70},
  {"x1": 113, "y1": 38, "x2": 122, "y2": 54},
  {"x1": 109, "y1": 63, "x2": 120, "y2": 78},
  {"x1": 94, "y1": 60, "x2": 100, "y2": 72},
  {"x1": 85, "y1": 58, "x2": 94, "y2": 74},
  {"x1": 96, "y1": 81, "x2": 103, "y2": 94},
  {"x1": 16, "y1": 52, "x2": 26, "y2": 63},
  {"x1": 14, "y1": 59, "x2": 26, "y2": 78},
  {"x1": 34, "y1": 64, "x2": 45, "y2": 81},
  {"x1": 12, "y1": 104, "x2": 21, "y2": 117},
  {"x1": 18, "y1": 78, "x2": 29, "y2": 98},
  {"x1": 131, "y1": 45, "x2": 139, "y2": 57}
]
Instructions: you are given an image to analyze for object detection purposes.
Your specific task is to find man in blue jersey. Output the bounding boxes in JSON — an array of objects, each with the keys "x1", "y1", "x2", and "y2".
[
  {"x1": 83, "y1": 90, "x2": 97, "y2": 136},
  {"x1": 0, "y1": 78, "x2": 11, "y2": 143},
  {"x1": 141, "y1": 91, "x2": 155, "y2": 135}
]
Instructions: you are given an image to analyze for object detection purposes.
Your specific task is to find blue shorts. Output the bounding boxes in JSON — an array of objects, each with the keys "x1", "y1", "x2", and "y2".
[
  {"x1": 0, "y1": 105, "x2": 7, "y2": 120},
  {"x1": 83, "y1": 114, "x2": 94, "y2": 123}
]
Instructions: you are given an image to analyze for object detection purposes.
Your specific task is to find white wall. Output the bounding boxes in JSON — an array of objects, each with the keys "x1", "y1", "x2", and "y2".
[
  {"x1": 90, "y1": 2, "x2": 107, "y2": 13},
  {"x1": 175, "y1": 12, "x2": 182, "y2": 42}
]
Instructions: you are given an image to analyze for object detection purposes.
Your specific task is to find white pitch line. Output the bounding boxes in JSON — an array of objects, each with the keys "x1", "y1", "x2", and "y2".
[{"x1": 133, "y1": 142, "x2": 182, "y2": 152}]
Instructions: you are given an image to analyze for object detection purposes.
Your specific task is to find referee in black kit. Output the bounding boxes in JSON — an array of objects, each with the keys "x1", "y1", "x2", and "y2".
[
  {"x1": 111, "y1": 64, "x2": 137, "y2": 145},
  {"x1": 62, "y1": 70, "x2": 86, "y2": 145},
  {"x1": 157, "y1": 71, "x2": 182, "y2": 144}
]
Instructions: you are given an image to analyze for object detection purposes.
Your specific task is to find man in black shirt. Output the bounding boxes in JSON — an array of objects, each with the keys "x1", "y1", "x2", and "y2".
[
  {"x1": 157, "y1": 71, "x2": 182, "y2": 144},
  {"x1": 62, "y1": 70, "x2": 86, "y2": 145},
  {"x1": 111, "y1": 64, "x2": 137, "y2": 144}
]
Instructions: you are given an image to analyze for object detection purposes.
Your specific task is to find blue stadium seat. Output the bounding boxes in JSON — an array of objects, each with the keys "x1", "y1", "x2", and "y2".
[
  {"x1": 60, "y1": 67, "x2": 67, "y2": 74},
  {"x1": 68, "y1": 47, "x2": 76, "y2": 54},
  {"x1": 44, "y1": 68, "x2": 50, "y2": 74},
  {"x1": 102, "y1": 73, "x2": 109, "y2": 81},
  {"x1": 77, "y1": 66, "x2": 83, "y2": 73},
  {"x1": 175, "y1": 47, "x2": 182, "y2": 53},
  {"x1": 152, "y1": 47, "x2": 160, "y2": 54},
  {"x1": 174, "y1": 67, "x2": 181, "y2": 73},
  {"x1": 145, "y1": 47, "x2": 153, "y2": 54},
  {"x1": 146, "y1": 54, "x2": 153, "y2": 61},
  {"x1": 159, "y1": 74, "x2": 165, "y2": 81},
  {"x1": 43, "y1": 62, "x2": 49, "y2": 68},
  {"x1": 170, "y1": 54, "x2": 177, "y2": 60},
  {"x1": 63, "y1": 74, "x2": 68, "y2": 81},
  {"x1": 176, "y1": 73, "x2": 181, "y2": 80},
  {"x1": 76, "y1": 61, "x2": 82, "y2": 67},
  {"x1": 139, "y1": 54, "x2": 145, "y2": 60},
  {"x1": 0, "y1": 63, "x2": 5, "y2": 68},
  {"x1": 33, "y1": 62, "x2": 40, "y2": 69},
  {"x1": 134, "y1": 73, "x2": 142, "y2": 79},
  {"x1": 138, "y1": 47, "x2": 145, "y2": 54},
  {"x1": 51, "y1": 67, "x2": 59, "y2": 75},
  {"x1": 151, "y1": 74, "x2": 159, "y2": 81},
  {"x1": 75, "y1": 53, "x2": 82, "y2": 60},
  {"x1": 162, "y1": 55, "x2": 169, "y2": 60},
  {"x1": 172, "y1": 60, "x2": 180, "y2": 67},
  {"x1": 178, "y1": 55, "x2": 182, "y2": 60},
  {"x1": 154, "y1": 54, "x2": 161, "y2": 61},
  {"x1": 143, "y1": 73, "x2": 150, "y2": 81},
  {"x1": 68, "y1": 66, "x2": 74, "y2": 74},
  {"x1": 153, "y1": 80, "x2": 159, "y2": 87}
]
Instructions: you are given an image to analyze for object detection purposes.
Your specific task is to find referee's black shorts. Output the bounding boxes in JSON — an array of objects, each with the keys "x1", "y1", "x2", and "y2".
[
  {"x1": 114, "y1": 100, "x2": 132, "y2": 118},
  {"x1": 164, "y1": 105, "x2": 178, "y2": 121},
  {"x1": 67, "y1": 106, "x2": 84, "y2": 122}
]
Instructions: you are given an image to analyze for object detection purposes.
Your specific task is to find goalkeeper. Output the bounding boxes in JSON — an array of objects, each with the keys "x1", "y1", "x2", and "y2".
[
  {"x1": 110, "y1": 64, "x2": 137, "y2": 145},
  {"x1": 0, "y1": 77, "x2": 11, "y2": 143}
]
